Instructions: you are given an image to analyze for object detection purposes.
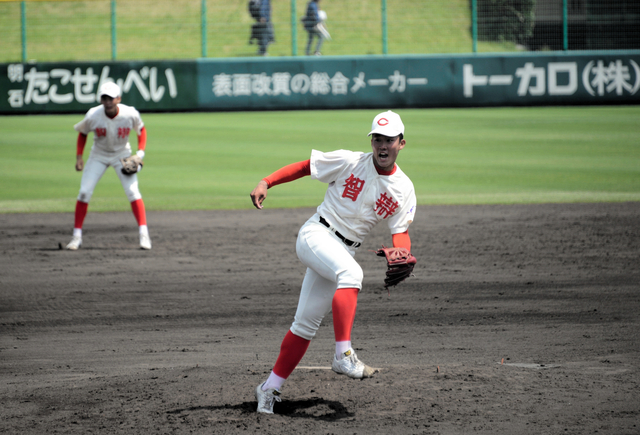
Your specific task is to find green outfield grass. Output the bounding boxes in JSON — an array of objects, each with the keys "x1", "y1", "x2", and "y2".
[{"x1": 1, "y1": 106, "x2": 639, "y2": 214}]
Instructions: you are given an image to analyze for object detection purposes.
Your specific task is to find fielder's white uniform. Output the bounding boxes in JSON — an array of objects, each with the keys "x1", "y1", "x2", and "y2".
[
  {"x1": 73, "y1": 104, "x2": 144, "y2": 203},
  {"x1": 291, "y1": 149, "x2": 417, "y2": 340}
]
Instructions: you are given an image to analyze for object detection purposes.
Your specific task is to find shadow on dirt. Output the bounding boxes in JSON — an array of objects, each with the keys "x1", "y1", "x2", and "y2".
[
  {"x1": 168, "y1": 397, "x2": 354, "y2": 421},
  {"x1": 276, "y1": 397, "x2": 355, "y2": 420}
]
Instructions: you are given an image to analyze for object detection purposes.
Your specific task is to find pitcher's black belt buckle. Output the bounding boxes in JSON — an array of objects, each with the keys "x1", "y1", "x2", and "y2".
[{"x1": 319, "y1": 216, "x2": 361, "y2": 248}]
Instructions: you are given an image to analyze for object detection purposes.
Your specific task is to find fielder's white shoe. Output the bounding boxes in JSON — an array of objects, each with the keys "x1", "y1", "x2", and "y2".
[
  {"x1": 139, "y1": 233, "x2": 151, "y2": 250},
  {"x1": 66, "y1": 235, "x2": 82, "y2": 251},
  {"x1": 255, "y1": 382, "x2": 281, "y2": 414},
  {"x1": 332, "y1": 348, "x2": 376, "y2": 379}
]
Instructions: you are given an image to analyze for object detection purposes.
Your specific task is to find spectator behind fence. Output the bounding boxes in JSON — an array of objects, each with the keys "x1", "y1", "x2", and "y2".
[
  {"x1": 248, "y1": 0, "x2": 274, "y2": 55},
  {"x1": 255, "y1": 0, "x2": 274, "y2": 56},
  {"x1": 302, "y1": 0, "x2": 330, "y2": 56}
]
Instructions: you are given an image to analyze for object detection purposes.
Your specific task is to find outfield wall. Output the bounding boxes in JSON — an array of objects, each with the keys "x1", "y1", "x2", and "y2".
[{"x1": 2, "y1": 51, "x2": 639, "y2": 114}]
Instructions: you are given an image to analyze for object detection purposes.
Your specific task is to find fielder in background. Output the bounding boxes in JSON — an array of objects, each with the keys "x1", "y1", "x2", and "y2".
[
  {"x1": 66, "y1": 81, "x2": 151, "y2": 251},
  {"x1": 250, "y1": 110, "x2": 417, "y2": 414}
]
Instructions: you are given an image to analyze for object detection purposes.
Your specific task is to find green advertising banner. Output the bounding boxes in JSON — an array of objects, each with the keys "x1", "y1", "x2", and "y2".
[
  {"x1": 197, "y1": 51, "x2": 640, "y2": 110},
  {"x1": 0, "y1": 61, "x2": 197, "y2": 114},
  {"x1": 451, "y1": 52, "x2": 640, "y2": 106},
  {"x1": 196, "y1": 56, "x2": 433, "y2": 111},
  {"x1": 2, "y1": 51, "x2": 639, "y2": 114}
]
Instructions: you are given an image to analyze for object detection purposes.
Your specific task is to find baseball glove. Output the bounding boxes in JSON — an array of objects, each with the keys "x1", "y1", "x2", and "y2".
[
  {"x1": 375, "y1": 246, "x2": 417, "y2": 289},
  {"x1": 120, "y1": 155, "x2": 143, "y2": 175}
]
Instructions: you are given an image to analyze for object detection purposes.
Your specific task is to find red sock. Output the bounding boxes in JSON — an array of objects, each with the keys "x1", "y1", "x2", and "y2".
[
  {"x1": 332, "y1": 288, "x2": 359, "y2": 342},
  {"x1": 74, "y1": 201, "x2": 88, "y2": 229},
  {"x1": 272, "y1": 331, "x2": 311, "y2": 379},
  {"x1": 130, "y1": 199, "x2": 147, "y2": 226}
]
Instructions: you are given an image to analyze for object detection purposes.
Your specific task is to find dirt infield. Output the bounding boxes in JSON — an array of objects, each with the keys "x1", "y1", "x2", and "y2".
[{"x1": 1, "y1": 203, "x2": 639, "y2": 435}]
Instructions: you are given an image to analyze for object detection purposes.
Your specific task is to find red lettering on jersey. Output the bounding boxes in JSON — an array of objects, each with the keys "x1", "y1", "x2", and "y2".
[
  {"x1": 117, "y1": 127, "x2": 130, "y2": 139},
  {"x1": 342, "y1": 174, "x2": 365, "y2": 202},
  {"x1": 374, "y1": 192, "x2": 399, "y2": 218},
  {"x1": 95, "y1": 128, "x2": 107, "y2": 137}
]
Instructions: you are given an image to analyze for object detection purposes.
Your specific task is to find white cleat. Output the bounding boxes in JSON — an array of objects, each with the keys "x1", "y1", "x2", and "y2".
[
  {"x1": 331, "y1": 348, "x2": 377, "y2": 379},
  {"x1": 255, "y1": 383, "x2": 281, "y2": 414},
  {"x1": 66, "y1": 236, "x2": 82, "y2": 251},
  {"x1": 139, "y1": 233, "x2": 152, "y2": 250}
]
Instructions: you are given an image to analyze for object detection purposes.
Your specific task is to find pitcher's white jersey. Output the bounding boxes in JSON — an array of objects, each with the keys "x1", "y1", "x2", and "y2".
[
  {"x1": 311, "y1": 149, "x2": 416, "y2": 243},
  {"x1": 74, "y1": 104, "x2": 144, "y2": 157}
]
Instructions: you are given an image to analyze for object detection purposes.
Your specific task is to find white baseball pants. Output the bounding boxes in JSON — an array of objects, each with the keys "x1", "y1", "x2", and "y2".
[
  {"x1": 77, "y1": 151, "x2": 142, "y2": 203},
  {"x1": 290, "y1": 214, "x2": 363, "y2": 340}
]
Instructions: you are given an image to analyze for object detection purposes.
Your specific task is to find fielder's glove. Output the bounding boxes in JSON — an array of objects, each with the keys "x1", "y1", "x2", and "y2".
[
  {"x1": 375, "y1": 246, "x2": 417, "y2": 289},
  {"x1": 120, "y1": 155, "x2": 143, "y2": 175}
]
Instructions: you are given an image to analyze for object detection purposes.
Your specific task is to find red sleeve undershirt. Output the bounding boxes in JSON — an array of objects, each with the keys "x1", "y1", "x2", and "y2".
[
  {"x1": 262, "y1": 159, "x2": 311, "y2": 188},
  {"x1": 392, "y1": 231, "x2": 411, "y2": 251},
  {"x1": 76, "y1": 126, "x2": 147, "y2": 156},
  {"x1": 76, "y1": 133, "x2": 87, "y2": 156},
  {"x1": 137, "y1": 126, "x2": 147, "y2": 151}
]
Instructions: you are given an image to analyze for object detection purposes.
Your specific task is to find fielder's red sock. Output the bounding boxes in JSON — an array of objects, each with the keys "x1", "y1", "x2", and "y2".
[
  {"x1": 130, "y1": 199, "x2": 147, "y2": 226},
  {"x1": 271, "y1": 330, "x2": 311, "y2": 380},
  {"x1": 332, "y1": 287, "x2": 359, "y2": 342},
  {"x1": 74, "y1": 200, "x2": 89, "y2": 230}
]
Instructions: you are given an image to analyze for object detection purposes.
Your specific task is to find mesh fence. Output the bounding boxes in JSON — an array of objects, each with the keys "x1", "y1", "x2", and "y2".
[
  {"x1": 476, "y1": 0, "x2": 536, "y2": 50},
  {"x1": 477, "y1": 0, "x2": 640, "y2": 51},
  {"x1": 0, "y1": 0, "x2": 638, "y2": 63}
]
